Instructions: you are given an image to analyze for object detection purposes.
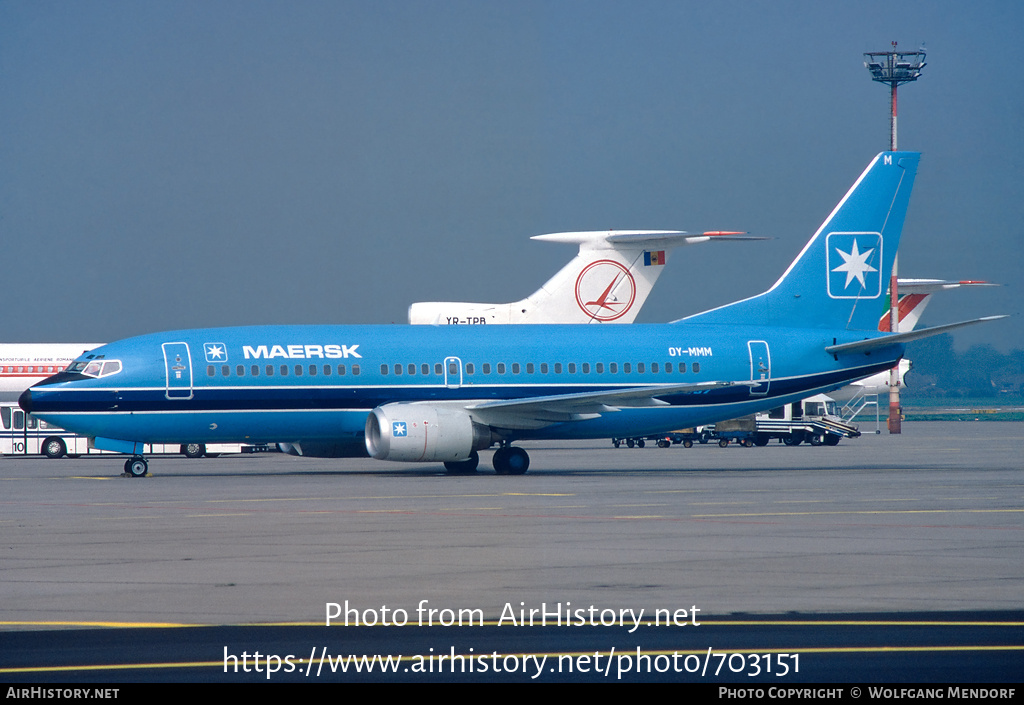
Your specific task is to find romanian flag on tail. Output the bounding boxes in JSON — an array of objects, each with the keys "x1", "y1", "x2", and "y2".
[{"x1": 644, "y1": 250, "x2": 666, "y2": 266}]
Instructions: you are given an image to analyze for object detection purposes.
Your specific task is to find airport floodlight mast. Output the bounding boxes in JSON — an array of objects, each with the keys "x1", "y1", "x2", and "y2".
[
  {"x1": 864, "y1": 42, "x2": 926, "y2": 434},
  {"x1": 864, "y1": 42, "x2": 927, "y2": 151}
]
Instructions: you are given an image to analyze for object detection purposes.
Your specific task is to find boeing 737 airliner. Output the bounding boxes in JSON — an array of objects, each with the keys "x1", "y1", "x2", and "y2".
[{"x1": 19, "y1": 153, "x2": 1000, "y2": 476}]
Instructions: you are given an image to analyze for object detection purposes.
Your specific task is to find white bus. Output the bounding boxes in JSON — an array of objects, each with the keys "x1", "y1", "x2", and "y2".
[{"x1": 0, "y1": 402, "x2": 240, "y2": 459}]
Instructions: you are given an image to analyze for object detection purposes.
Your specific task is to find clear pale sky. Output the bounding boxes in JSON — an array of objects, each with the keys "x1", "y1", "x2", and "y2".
[{"x1": 2, "y1": 1, "x2": 1020, "y2": 350}]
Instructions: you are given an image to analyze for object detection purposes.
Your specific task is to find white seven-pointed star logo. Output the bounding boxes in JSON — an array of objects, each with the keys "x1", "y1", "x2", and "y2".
[
  {"x1": 831, "y1": 240, "x2": 877, "y2": 289},
  {"x1": 204, "y1": 343, "x2": 227, "y2": 362},
  {"x1": 392, "y1": 422, "x2": 407, "y2": 437}
]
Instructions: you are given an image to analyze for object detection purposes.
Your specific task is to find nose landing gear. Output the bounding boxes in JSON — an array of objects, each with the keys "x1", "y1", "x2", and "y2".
[{"x1": 124, "y1": 456, "x2": 148, "y2": 477}]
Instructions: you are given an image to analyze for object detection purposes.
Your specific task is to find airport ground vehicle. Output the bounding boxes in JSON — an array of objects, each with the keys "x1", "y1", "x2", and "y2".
[
  {"x1": 620, "y1": 394, "x2": 859, "y2": 449},
  {"x1": 752, "y1": 395, "x2": 860, "y2": 446},
  {"x1": 0, "y1": 403, "x2": 243, "y2": 459}
]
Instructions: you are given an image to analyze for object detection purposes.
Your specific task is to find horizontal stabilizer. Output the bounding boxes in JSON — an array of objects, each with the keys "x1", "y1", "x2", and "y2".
[
  {"x1": 531, "y1": 230, "x2": 763, "y2": 249},
  {"x1": 825, "y1": 316, "x2": 1007, "y2": 355}
]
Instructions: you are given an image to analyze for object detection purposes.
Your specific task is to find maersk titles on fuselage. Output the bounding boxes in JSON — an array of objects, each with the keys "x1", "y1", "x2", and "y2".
[{"x1": 25, "y1": 152, "x2": 994, "y2": 476}]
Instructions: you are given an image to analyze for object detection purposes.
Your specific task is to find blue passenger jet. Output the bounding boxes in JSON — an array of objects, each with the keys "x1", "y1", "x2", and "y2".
[{"x1": 19, "y1": 153, "x2": 998, "y2": 476}]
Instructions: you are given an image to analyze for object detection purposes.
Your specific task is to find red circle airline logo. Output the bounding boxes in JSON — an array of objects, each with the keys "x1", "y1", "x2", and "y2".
[{"x1": 574, "y1": 260, "x2": 636, "y2": 321}]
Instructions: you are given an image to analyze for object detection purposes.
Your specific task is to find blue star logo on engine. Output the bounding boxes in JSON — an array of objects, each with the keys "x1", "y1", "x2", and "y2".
[
  {"x1": 826, "y1": 232, "x2": 882, "y2": 299},
  {"x1": 204, "y1": 343, "x2": 228, "y2": 362},
  {"x1": 392, "y1": 422, "x2": 407, "y2": 437}
]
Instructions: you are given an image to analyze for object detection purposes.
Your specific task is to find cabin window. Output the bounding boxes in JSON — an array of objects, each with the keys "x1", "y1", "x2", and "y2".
[
  {"x1": 497, "y1": 363, "x2": 506, "y2": 374},
  {"x1": 554, "y1": 363, "x2": 562, "y2": 374},
  {"x1": 250, "y1": 365, "x2": 259, "y2": 376},
  {"x1": 310, "y1": 365, "x2": 318, "y2": 376},
  {"x1": 236, "y1": 365, "x2": 245, "y2": 376},
  {"x1": 512, "y1": 363, "x2": 520, "y2": 374},
  {"x1": 679, "y1": 362, "x2": 686, "y2": 373},
  {"x1": 482, "y1": 363, "x2": 491, "y2": 374},
  {"x1": 540, "y1": 363, "x2": 548, "y2": 374},
  {"x1": 295, "y1": 365, "x2": 303, "y2": 376},
  {"x1": 381, "y1": 364, "x2": 388, "y2": 375},
  {"x1": 421, "y1": 364, "x2": 429, "y2": 375},
  {"x1": 609, "y1": 362, "x2": 617, "y2": 374},
  {"x1": 207, "y1": 365, "x2": 215, "y2": 377},
  {"x1": 449, "y1": 362, "x2": 458, "y2": 375},
  {"x1": 323, "y1": 365, "x2": 331, "y2": 376},
  {"x1": 693, "y1": 362, "x2": 700, "y2": 373},
  {"x1": 637, "y1": 362, "x2": 645, "y2": 374},
  {"x1": 222, "y1": 365, "x2": 230, "y2": 376},
  {"x1": 434, "y1": 363, "x2": 443, "y2": 375},
  {"x1": 596, "y1": 363, "x2": 604, "y2": 374},
  {"x1": 466, "y1": 363, "x2": 474, "y2": 374},
  {"x1": 408, "y1": 364, "x2": 416, "y2": 375},
  {"x1": 623, "y1": 362, "x2": 630, "y2": 373},
  {"x1": 338, "y1": 365, "x2": 346, "y2": 375},
  {"x1": 581, "y1": 363, "x2": 589, "y2": 373},
  {"x1": 650, "y1": 362, "x2": 657, "y2": 373},
  {"x1": 351, "y1": 365, "x2": 360, "y2": 375},
  {"x1": 266, "y1": 365, "x2": 274, "y2": 376},
  {"x1": 394, "y1": 364, "x2": 402, "y2": 375},
  {"x1": 280, "y1": 365, "x2": 288, "y2": 376}
]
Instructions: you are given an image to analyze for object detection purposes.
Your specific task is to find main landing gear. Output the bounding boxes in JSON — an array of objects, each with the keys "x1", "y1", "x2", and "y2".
[
  {"x1": 444, "y1": 446, "x2": 530, "y2": 475},
  {"x1": 444, "y1": 451, "x2": 480, "y2": 475},
  {"x1": 492, "y1": 445, "x2": 529, "y2": 475},
  {"x1": 124, "y1": 456, "x2": 148, "y2": 477}
]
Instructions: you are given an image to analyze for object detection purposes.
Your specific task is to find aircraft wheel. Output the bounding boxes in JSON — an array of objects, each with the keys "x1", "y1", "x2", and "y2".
[
  {"x1": 182, "y1": 443, "x2": 206, "y2": 459},
  {"x1": 718, "y1": 439, "x2": 729, "y2": 448},
  {"x1": 493, "y1": 447, "x2": 529, "y2": 475},
  {"x1": 43, "y1": 437, "x2": 66, "y2": 459},
  {"x1": 125, "y1": 457, "x2": 148, "y2": 477},
  {"x1": 682, "y1": 440, "x2": 693, "y2": 448},
  {"x1": 444, "y1": 451, "x2": 479, "y2": 475}
]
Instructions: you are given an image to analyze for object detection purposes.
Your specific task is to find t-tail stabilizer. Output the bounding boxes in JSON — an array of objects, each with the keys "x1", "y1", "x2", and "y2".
[
  {"x1": 682, "y1": 152, "x2": 919, "y2": 332},
  {"x1": 408, "y1": 229, "x2": 761, "y2": 325}
]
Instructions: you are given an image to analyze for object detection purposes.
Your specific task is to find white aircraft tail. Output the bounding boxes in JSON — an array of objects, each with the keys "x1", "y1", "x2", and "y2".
[{"x1": 408, "y1": 230, "x2": 758, "y2": 325}]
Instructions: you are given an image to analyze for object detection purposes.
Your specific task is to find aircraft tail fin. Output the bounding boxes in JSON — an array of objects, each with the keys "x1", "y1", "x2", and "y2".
[
  {"x1": 681, "y1": 152, "x2": 920, "y2": 331},
  {"x1": 409, "y1": 230, "x2": 757, "y2": 325}
]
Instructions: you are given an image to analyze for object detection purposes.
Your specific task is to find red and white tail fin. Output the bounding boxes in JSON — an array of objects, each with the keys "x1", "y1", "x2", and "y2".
[{"x1": 878, "y1": 279, "x2": 997, "y2": 332}]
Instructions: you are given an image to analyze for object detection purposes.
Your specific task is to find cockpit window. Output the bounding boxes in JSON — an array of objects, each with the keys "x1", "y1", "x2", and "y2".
[{"x1": 74, "y1": 359, "x2": 123, "y2": 378}]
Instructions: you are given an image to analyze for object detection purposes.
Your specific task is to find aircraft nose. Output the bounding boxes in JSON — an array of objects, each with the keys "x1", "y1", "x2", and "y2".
[{"x1": 18, "y1": 388, "x2": 33, "y2": 414}]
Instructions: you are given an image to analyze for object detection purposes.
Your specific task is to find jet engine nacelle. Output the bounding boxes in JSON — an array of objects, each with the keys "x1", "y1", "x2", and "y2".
[{"x1": 365, "y1": 403, "x2": 493, "y2": 462}]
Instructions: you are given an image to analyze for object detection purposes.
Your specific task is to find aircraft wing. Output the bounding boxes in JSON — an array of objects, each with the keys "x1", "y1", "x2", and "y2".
[{"x1": 465, "y1": 381, "x2": 746, "y2": 429}]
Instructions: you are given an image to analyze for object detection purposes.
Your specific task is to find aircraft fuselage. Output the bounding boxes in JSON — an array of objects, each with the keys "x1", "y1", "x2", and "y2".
[{"x1": 23, "y1": 323, "x2": 901, "y2": 453}]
